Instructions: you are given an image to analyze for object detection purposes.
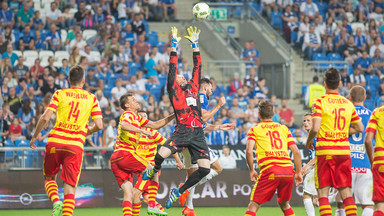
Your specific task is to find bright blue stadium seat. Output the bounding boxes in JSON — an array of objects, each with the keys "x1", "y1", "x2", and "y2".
[
  {"x1": 234, "y1": 6, "x2": 242, "y2": 17},
  {"x1": 158, "y1": 74, "x2": 167, "y2": 87},
  {"x1": 226, "y1": 86, "x2": 231, "y2": 95},
  {"x1": 365, "y1": 99, "x2": 375, "y2": 111},
  {"x1": 4, "y1": 139, "x2": 14, "y2": 158},
  {"x1": 106, "y1": 73, "x2": 117, "y2": 86},
  {"x1": 142, "y1": 20, "x2": 149, "y2": 32},
  {"x1": 377, "y1": 100, "x2": 384, "y2": 107},
  {"x1": 120, "y1": 19, "x2": 132, "y2": 28},
  {"x1": 147, "y1": 31, "x2": 159, "y2": 47},
  {"x1": 251, "y1": 2, "x2": 261, "y2": 15},
  {"x1": 313, "y1": 53, "x2": 327, "y2": 61},
  {"x1": 157, "y1": 42, "x2": 166, "y2": 53},
  {"x1": 291, "y1": 31, "x2": 298, "y2": 43},
  {"x1": 15, "y1": 140, "x2": 30, "y2": 147},
  {"x1": 327, "y1": 53, "x2": 342, "y2": 61},
  {"x1": 270, "y1": 12, "x2": 283, "y2": 30},
  {"x1": 149, "y1": 86, "x2": 162, "y2": 102}
]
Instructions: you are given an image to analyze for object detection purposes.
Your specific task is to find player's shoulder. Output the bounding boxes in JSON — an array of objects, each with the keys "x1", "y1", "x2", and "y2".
[
  {"x1": 372, "y1": 106, "x2": 384, "y2": 116},
  {"x1": 122, "y1": 110, "x2": 136, "y2": 119}
]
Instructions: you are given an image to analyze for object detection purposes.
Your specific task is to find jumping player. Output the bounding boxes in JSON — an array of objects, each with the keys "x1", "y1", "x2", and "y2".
[
  {"x1": 365, "y1": 97, "x2": 384, "y2": 216},
  {"x1": 30, "y1": 66, "x2": 104, "y2": 216},
  {"x1": 305, "y1": 68, "x2": 364, "y2": 216},
  {"x1": 179, "y1": 78, "x2": 235, "y2": 216},
  {"x1": 111, "y1": 93, "x2": 174, "y2": 216},
  {"x1": 142, "y1": 26, "x2": 211, "y2": 209},
  {"x1": 245, "y1": 100, "x2": 302, "y2": 216}
]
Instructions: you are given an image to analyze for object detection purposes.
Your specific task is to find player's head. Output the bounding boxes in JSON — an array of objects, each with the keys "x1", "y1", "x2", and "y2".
[
  {"x1": 199, "y1": 78, "x2": 212, "y2": 98},
  {"x1": 324, "y1": 67, "x2": 340, "y2": 90},
  {"x1": 120, "y1": 93, "x2": 141, "y2": 111},
  {"x1": 258, "y1": 100, "x2": 274, "y2": 120},
  {"x1": 176, "y1": 74, "x2": 187, "y2": 85},
  {"x1": 303, "y1": 113, "x2": 312, "y2": 131},
  {"x1": 68, "y1": 65, "x2": 85, "y2": 86},
  {"x1": 349, "y1": 85, "x2": 366, "y2": 104},
  {"x1": 137, "y1": 110, "x2": 148, "y2": 119}
]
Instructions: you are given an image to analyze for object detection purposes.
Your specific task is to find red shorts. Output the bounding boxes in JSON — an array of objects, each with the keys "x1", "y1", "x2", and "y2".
[
  {"x1": 315, "y1": 155, "x2": 352, "y2": 189},
  {"x1": 43, "y1": 143, "x2": 83, "y2": 187},
  {"x1": 134, "y1": 169, "x2": 161, "y2": 194},
  {"x1": 372, "y1": 164, "x2": 384, "y2": 201},
  {"x1": 111, "y1": 150, "x2": 149, "y2": 187},
  {"x1": 250, "y1": 166, "x2": 294, "y2": 204}
]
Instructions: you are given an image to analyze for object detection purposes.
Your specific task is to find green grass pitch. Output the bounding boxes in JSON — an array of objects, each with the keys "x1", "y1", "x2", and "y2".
[{"x1": 0, "y1": 206, "x2": 363, "y2": 215}]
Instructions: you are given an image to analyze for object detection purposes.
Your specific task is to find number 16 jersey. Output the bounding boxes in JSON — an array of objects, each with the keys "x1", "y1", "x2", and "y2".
[
  {"x1": 47, "y1": 87, "x2": 102, "y2": 149},
  {"x1": 312, "y1": 93, "x2": 361, "y2": 156}
]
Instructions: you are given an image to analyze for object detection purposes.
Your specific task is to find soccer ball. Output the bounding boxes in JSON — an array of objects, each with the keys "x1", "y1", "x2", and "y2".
[{"x1": 193, "y1": 2, "x2": 210, "y2": 20}]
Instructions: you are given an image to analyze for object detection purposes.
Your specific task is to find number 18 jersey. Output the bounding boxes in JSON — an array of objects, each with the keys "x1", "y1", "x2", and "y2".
[
  {"x1": 350, "y1": 105, "x2": 372, "y2": 169},
  {"x1": 248, "y1": 121, "x2": 296, "y2": 172},
  {"x1": 312, "y1": 93, "x2": 360, "y2": 156},
  {"x1": 47, "y1": 88, "x2": 102, "y2": 149}
]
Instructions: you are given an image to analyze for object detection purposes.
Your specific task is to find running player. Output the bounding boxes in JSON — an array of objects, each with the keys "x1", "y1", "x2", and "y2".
[
  {"x1": 245, "y1": 100, "x2": 303, "y2": 216},
  {"x1": 142, "y1": 26, "x2": 211, "y2": 209},
  {"x1": 111, "y1": 93, "x2": 174, "y2": 216},
  {"x1": 365, "y1": 97, "x2": 384, "y2": 216},
  {"x1": 179, "y1": 78, "x2": 235, "y2": 216},
  {"x1": 301, "y1": 113, "x2": 318, "y2": 216},
  {"x1": 30, "y1": 66, "x2": 104, "y2": 216},
  {"x1": 305, "y1": 68, "x2": 364, "y2": 216}
]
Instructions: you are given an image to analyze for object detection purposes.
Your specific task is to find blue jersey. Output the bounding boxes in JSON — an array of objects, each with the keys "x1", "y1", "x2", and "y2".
[
  {"x1": 199, "y1": 93, "x2": 209, "y2": 130},
  {"x1": 350, "y1": 105, "x2": 372, "y2": 169}
]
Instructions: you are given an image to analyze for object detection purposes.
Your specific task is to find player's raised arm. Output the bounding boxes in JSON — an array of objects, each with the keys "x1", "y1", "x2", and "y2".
[
  {"x1": 145, "y1": 113, "x2": 175, "y2": 130},
  {"x1": 185, "y1": 26, "x2": 201, "y2": 86},
  {"x1": 167, "y1": 27, "x2": 181, "y2": 91},
  {"x1": 202, "y1": 96, "x2": 226, "y2": 123},
  {"x1": 205, "y1": 123, "x2": 236, "y2": 132}
]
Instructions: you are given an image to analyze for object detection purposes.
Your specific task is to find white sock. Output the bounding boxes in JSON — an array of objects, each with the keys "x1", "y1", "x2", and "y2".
[
  {"x1": 188, "y1": 169, "x2": 219, "y2": 191},
  {"x1": 335, "y1": 208, "x2": 346, "y2": 216},
  {"x1": 185, "y1": 187, "x2": 195, "y2": 209},
  {"x1": 303, "y1": 198, "x2": 315, "y2": 216},
  {"x1": 362, "y1": 208, "x2": 374, "y2": 216}
]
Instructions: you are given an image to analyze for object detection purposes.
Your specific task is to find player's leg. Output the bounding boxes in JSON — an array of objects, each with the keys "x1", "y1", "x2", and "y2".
[
  {"x1": 276, "y1": 167, "x2": 295, "y2": 216},
  {"x1": 302, "y1": 167, "x2": 317, "y2": 216},
  {"x1": 315, "y1": 155, "x2": 333, "y2": 216},
  {"x1": 336, "y1": 155, "x2": 357, "y2": 216},
  {"x1": 354, "y1": 171, "x2": 374, "y2": 216},
  {"x1": 318, "y1": 186, "x2": 332, "y2": 216},
  {"x1": 374, "y1": 202, "x2": 384, "y2": 216},
  {"x1": 335, "y1": 202, "x2": 346, "y2": 216},
  {"x1": 143, "y1": 144, "x2": 173, "y2": 180},
  {"x1": 303, "y1": 192, "x2": 316, "y2": 216},
  {"x1": 121, "y1": 180, "x2": 134, "y2": 216},
  {"x1": 245, "y1": 201, "x2": 261, "y2": 216},
  {"x1": 279, "y1": 201, "x2": 295, "y2": 216}
]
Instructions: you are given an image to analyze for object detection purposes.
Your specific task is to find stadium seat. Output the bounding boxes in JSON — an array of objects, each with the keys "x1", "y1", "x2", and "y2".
[
  {"x1": 120, "y1": 19, "x2": 132, "y2": 28},
  {"x1": 270, "y1": 12, "x2": 283, "y2": 30},
  {"x1": 291, "y1": 31, "x2": 298, "y2": 43},
  {"x1": 149, "y1": 85, "x2": 162, "y2": 102},
  {"x1": 377, "y1": 100, "x2": 384, "y2": 107},
  {"x1": 60, "y1": 29, "x2": 67, "y2": 44},
  {"x1": 147, "y1": 31, "x2": 159, "y2": 47},
  {"x1": 351, "y1": 22, "x2": 365, "y2": 33},
  {"x1": 82, "y1": 29, "x2": 97, "y2": 41},
  {"x1": 55, "y1": 51, "x2": 70, "y2": 62},
  {"x1": 103, "y1": 84, "x2": 112, "y2": 98},
  {"x1": 13, "y1": 50, "x2": 22, "y2": 57},
  {"x1": 364, "y1": 99, "x2": 375, "y2": 111},
  {"x1": 23, "y1": 50, "x2": 39, "y2": 62},
  {"x1": 69, "y1": 8, "x2": 78, "y2": 15},
  {"x1": 327, "y1": 53, "x2": 342, "y2": 61},
  {"x1": 106, "y1": 73, "x2": 117, "y2": 86},
  {"x1": 313, "y1": 53, "x2": 327, "y2": 61},
  {"x1": 53, "y1": 61, "x2": 63, "y2": 68},
  {"x1": 39, "y1": 50, "x2": 54, "y2": 59},
  {"x1": 90, "y1": 51, "x2": 101, "y2": 62},
  {"x1": 142, "y1": 20, "x2": 149, "y2": 32},
  {"x1": 4, "y1": 139, "x2": 14, "y2": 159},
  {"x1": 158, "y1": 74, "x2": 167, "y2": 87},
  {"x1": 157, "y1": 42, "x2": 166, "y2": 53}
]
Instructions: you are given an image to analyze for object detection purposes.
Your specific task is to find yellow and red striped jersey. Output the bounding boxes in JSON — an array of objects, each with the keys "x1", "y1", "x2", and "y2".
[
  {"x1": 248, "y1": 121, "x2": 295, "y2": 172},
  {"x1": 312, "y1": 93, "x2": 360, "y2": 156},
  {"x1": 115, "y1": 111, "x2": 149, "y2": 151},
  {"x1": 47, "y1": 88, "x2": 102, "y2": 149},
  {"x1": 136, "y1": 128, "x2": 166, "y2": 164},
  {"x1": 366, "y1": 106, "x2": 384, "y2": 165}
]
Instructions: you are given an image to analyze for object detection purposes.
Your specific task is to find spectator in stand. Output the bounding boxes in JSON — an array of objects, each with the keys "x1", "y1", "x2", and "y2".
[
  {"x1": 281, "y1": 5, "x2": 299, "y2": 43},
  {"x1": 116, "y1": 64, "x2": 131, "y2": 85},
  {"x1": 300, "y1": 0, "x2": 318, "y2": 21},
  {"x1": 244, "y1": 99, "x2": 259, "y2": 125},
  {"x1": 162, "y1": 0, "x2": 178, "y2": 21},
  {"x1": 344, "y1": 36, "x2": 361, "y2": 64},
  {"x1": 6, "y1": 71, "x2": 17, "y2": 88},
  {"x1": 15, "y1": 78, "x2": 28, "y2": 98},
  {"x1": 0, "y1": 2, "x2": 15, "y2": 28},
  {"x1": 8, "y1": 118, "x2": 25, "y2": 141},
  {"x1": 111, "y1": 79, "x2": 127, "y2": 107},
  {"x1": 40, "y1": 75, "x2": 60, "y2": 95},
  {"x1": 85, "y1": 68, "x2": 104, "y2": 93},
  {"x1": 298, "y1": 15, "x2": 310, "y2": 43},
  {"x1": 323, "y1": 36, "x2": 335, "y2": 54},
  {"x1": 358, "y1": 0, "x2": 371, "y2": 22},
  {"x1": 328, "y1": 0, "x2": 345, "y2": 21},
  {"x1": 279, "y1": 99, "x2": 296, "y2": 128},
  {"x1": 146, "y1": 0, "x2": 163, "y2": 21},
  {"x1": 117, "y1": 0, "x2": 128, "y2": 21},
  {"x1": 133, "y1": 34, "x2": 150, "y2": 67},
  {"x1": 339, "y1": 69, "x2": 351, "y2": 96},
  {"x1": 34, "y1": 30, "x2": 46, "y2": 50},
  {"x1": 370, "y1": 37, "x2": 384, "y2": 57},
  {"x1": 368, "y1": 6, "x2": 383, "y2": 26},
  {"x1": 100, "y1": 15, "x2": 117, "y2": 41},
  {"x1": 38, "y1": 68, "x2": 50, "y2": 86},
  {"x1": 13, "y1": 56, "x2": 28, "y2": 79},
  {"x1": 2, "y1": 44, "x2": 18, "y2": 67},
  {"x1": 24, "y1": 86, "x2": 38, "y2": 107},
  {"x1": 79, "y1": 56, "x2": 89, "y2": 74},
  {"x1": 350, "y1": 68, "x2": 366, "y2": 87},
  {"x1": 74, "y1": 1, "x2": 89, "y2": 25},
  {"x1": 303, "y1": 25, "x2": 325, "y2": 60},
  {"x1": 104, "y1": 119, "x2": 117, "y2": 148},
  {"x1": 121, "y1": 24, "x2": 136, "y2": 46},
  {"x1": 132, "y1": 13, "x2": 146, "y2": 36},
  {"x1": 46, "y1": 24, "x2": 62, "y2": 51},
  {"x1": 82, "y1": 9, "x2": 94, "y2": 29},
  {"x1": 305, "y1": 76, "x2": 325, "y2": 108},
  {"x1": 372, "y1": 49, "x2": 384, "y2": 73},
  {"x1": 5, "y1": 87, "x2": 21, "y2": 115},
  {"x1": 366, "y1": 28, "x2": 378, "y2": 48},
  {"x1": 219, "y1": 145, "x2": 237, "y2": 169},
  {"x1": 357, "y1": 50, "x2": 373, "y2": 75},
  {"x1": 341, "y1": 18, "x2": 353, "y2": 35},
  {"x1": 55, "y1": 72, "x2": 69, "y2": 89},
  {"x1": 229, "y1": 73, "x2": 243, "y2": 96},
  {"x1": 277, "y1": 0, "x2": 293, "y2": 11},
  {"x1": 314, "y1": 16, "x2": 325, "y2": 40},
  {"x1": 3, "y1": 26, "x2": 15, "y2": 44},
  {"x1": 16, "y1": 2, "x2": 34, "y2": 29},
  {"x1": 70, "y1": 32, "x2": 87, "y2": 53},
  {"x1": 1, "y1": 77, "x2": 9, "y2": 98},
  {"x1": 354, "y1": 27, "x2": 367, "y2": 52},
  {"x1": 324, "y1": 17, "x2": 337, "y2": 38},
  {"x1": 231, "y1": 98, "x2": 245, "y2": 120},
  {"x1": 93, "y1": 6, "x2": 106, "y2": 29},
  {"x1": 46, "y1": 56, "x2": 59, "y2": 76},
  {"x1": 244, "y1": 67, "x2": 258, "y2": 91},
  {"x1": 32, "y1": 10, "x2": 44, "y2": 31},
  {"x1": 145, "y1": 46, "x2": 165, "y2": 68},
  {"x1": 96, "y1": 90, "x2": 109, "y2": 110},
  {"x1": 69, "y1": 47, "x2": 81, "y2": 67},
  {"x1": 17, "y1": 99, "x2": 34, "y2": 130},
  {"x1": 81, "y1": 45, "x2": 100, "y2": 68},
  {"x1": 262, "y1": 0, "x2": 278, "y2": 19},
  {"x1": 112, "y1": 46, "x2": 130, "y2": 72},
  {"x1": 136, "y1": 70, "x2": 147, "y2": 91},
  {"x1": 145, "y1": 51, "x2": 161, "y2": 77},
  {"x1": 46, "y1": 2, "x2": 64, "y2": 29},
  {"x1": 62, "y1": 6, "x2": 76, "y2": 29},
  {"x1": 104, "y1": 36, "x2": 121, "y2": 59},
  {"x1": 210, "y1": 77, "x2": 224, "y2": 100},
  {"x1": 0, "y1": 35, "x2": 8, "y2": 54},
  {"x1": 237, "y1": 88, "x2": 249, "y2": 110},
  {"x1": 254, "y1": 77, "x2": 269, "y2": 99},
  {"x1": 19, "y1": 25, "x2": 35, "y2": 52}
]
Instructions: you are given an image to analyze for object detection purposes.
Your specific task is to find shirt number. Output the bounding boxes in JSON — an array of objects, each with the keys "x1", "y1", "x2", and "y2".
[
  {"x1": 267, "y1": 131, "x2": 283, "y2": 150},
  {"x1": 332, "y1": 108, "x2": 346, "y2": 130},
  {"x1": 68, "y1": 101, "x2": 80, "y2": 123}
]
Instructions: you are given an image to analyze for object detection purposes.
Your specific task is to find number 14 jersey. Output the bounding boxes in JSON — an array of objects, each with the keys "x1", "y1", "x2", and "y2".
[
  {"x1": 312, "y1": 93, "x2": 361, "y2": 156},
  {"x1": 47, "y1": 88, "x2": 102, "y2": 149}
]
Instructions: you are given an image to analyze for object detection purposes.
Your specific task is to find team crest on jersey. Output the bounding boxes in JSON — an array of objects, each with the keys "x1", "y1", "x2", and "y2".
[{"x1": 124, "y1": 113, "x2": 131, "y2": 119}]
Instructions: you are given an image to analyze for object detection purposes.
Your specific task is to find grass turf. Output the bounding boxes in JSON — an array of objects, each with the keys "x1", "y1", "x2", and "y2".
[{"x1": 0, "y1": 206, "x2": 364, "y2": 216}]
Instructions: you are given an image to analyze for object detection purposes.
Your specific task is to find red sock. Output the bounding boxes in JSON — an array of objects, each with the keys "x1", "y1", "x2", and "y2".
[
  {"x1": 148, "y1": 181, "x2": 159, "y2": 208},
  {"x1": 62, "y1": 194, "x2": 75, "y2": 216},
  {"x1": 283, "y1": 207, "x2": 295, "y2": 216},
  {"x1": 45, "y1": 179, "x2": 59, "y2": 204},
  {"x1": 374, "y1": 210, "x2": 384, "y2": 216},
  {"x1": 132, "y1": 202, "x2": 141, "y2": 216},
  {"x1": 343, "y1": 196, "x2": 357, "y2": 216},
  {"x1": 156, "y1": 202, "x2": 165, "y2": 212},
  {"x1": 123, "y1": 201, "x2": 132, "y2": 216},
  {"x1": 245, "y1": 210, "x2": 256, "y2": 216},
  {"x1": 318, "y1": 197, "x2": 332, "y2": 216}
]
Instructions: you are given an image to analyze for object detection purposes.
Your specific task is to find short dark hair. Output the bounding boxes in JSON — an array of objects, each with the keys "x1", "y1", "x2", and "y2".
[
  {"x1": 138, "y1": 110, "x2": 147, "y2": 115},
  {"x1": 304, "y1": 113, "x2": 312, "y2": 117},
  {"x1": 324, "y1": 67, "x2": 340, "y2": 90},
  {"x1": 119, "y1": 93, "x2": 134, "y2": 110},
  {"x1": 350, "y1": 86, "x2": 366, "y2": 103},
  {"x1": 313, "y1": 76, "x2": 319, "y2": 82},
  {"x1": 259, "y1": 100, "x2": 274, "y2": 119},
  {"x1": 69, "y1": 66, "x2": 84, "y2": 85},
  {"x1": 199, "y1": 78, "x2": 211, "y2": 91}
]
